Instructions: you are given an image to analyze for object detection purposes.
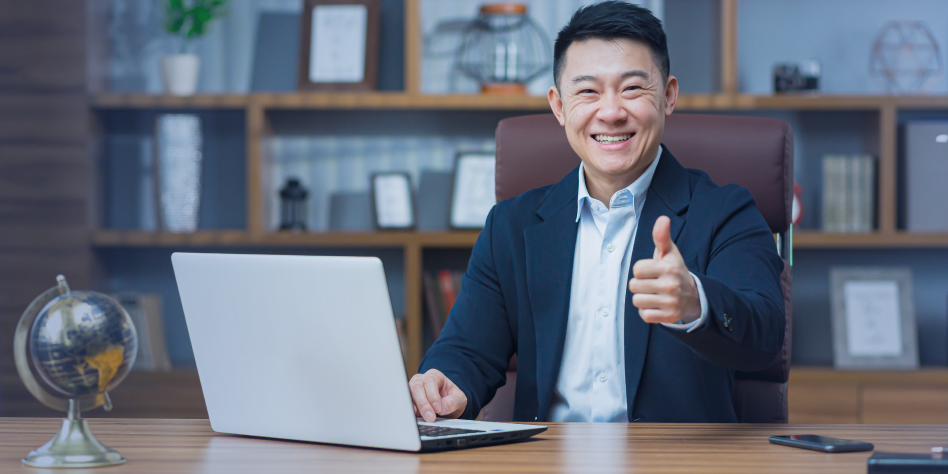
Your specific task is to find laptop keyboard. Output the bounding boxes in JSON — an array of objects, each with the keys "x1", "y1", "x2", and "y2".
[{"x1": 418, "y1": 425, "x2": 485, "y2": 438}]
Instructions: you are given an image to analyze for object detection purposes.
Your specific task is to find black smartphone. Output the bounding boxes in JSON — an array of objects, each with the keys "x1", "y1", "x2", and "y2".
[{"x1": 769, "y1": 435, "x2": 874, "y2": 453}]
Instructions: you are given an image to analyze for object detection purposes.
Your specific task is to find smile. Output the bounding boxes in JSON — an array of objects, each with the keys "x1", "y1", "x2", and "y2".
[{"x1": 593, "y1": 133, "x2": 633, "y2": 144}]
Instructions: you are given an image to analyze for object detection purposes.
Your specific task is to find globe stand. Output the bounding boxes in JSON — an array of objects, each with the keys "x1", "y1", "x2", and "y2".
[{"x1": 23, "y1": 400, "x2": 126, "y2": 468}]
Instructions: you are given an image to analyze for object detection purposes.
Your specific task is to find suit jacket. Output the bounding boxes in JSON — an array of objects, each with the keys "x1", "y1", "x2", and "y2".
[{"x1": 419, "y1": 147, "x2": 786, "y2": 423}]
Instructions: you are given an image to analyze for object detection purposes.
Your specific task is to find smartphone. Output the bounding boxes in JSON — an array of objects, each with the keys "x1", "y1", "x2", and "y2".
[{"x1": 769, "y1": 435, "x2": 874, "y2": 453}]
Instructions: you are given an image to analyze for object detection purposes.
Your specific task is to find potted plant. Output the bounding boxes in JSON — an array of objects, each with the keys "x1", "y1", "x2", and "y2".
[{"x1": 160, "y1": 0, "x2": 228, "y2": 96}]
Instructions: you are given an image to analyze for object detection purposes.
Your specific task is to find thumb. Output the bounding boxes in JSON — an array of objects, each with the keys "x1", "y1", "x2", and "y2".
[{"x1": 652, "y1": 216, "x2": 673, "y2": 258}]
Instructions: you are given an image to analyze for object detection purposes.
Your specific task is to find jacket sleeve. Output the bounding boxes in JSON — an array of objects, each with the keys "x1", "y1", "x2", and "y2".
[
  {"x1": 661, "y1": 186, "x2": 786, "y2": 372},
  {"x1": 419, "y1": 206, "x2": 515, "y2": 419}
]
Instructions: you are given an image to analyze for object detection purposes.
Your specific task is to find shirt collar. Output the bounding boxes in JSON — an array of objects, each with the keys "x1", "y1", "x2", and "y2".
[{"x1": 577, "y1": 145, "x2": 663, "y2": 222}]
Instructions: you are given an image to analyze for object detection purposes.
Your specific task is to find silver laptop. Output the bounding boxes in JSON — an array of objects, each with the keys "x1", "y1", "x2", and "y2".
[{"x1": 171, "y1": 252, "x2": 545, "y2": 451}]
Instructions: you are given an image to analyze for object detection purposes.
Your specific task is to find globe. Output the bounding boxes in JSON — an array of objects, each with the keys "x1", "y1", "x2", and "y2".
[{"x1": 29, "y1": 291, "x2": 137, "y2": 399}]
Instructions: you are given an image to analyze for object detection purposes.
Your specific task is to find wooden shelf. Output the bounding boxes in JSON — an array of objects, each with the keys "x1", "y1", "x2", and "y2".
[
  {"x1": 89, "y1": 92, "x2": 948, "y2": 112},
  {"x1": 91, "y1": 230, "x2": 948, "y2": 249},
  {"x1": 90, "y1": 230, "x2": 481, "y2": 248},
  {"x1": 794, "y1": 231, "x2": 948, "y2": 248}
]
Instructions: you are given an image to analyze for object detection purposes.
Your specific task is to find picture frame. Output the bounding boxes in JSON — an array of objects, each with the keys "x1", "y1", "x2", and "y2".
[
  {"x1": 830, "y1": 266, "x2": 919, "y2": 370},
  {"x1": 370, "y1": 172, "x2": 415, "y2": 230},
  {"x1": 450, "y1": 151, "x2": 496, "y2": 229},
  {"x1": 298, "y1": 0, "x2": 380, "y2": 91}
]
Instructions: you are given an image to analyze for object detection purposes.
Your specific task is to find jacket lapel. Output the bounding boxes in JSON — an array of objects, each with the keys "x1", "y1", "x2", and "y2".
[
  {"x1": 624, "y1": 147, "x2": 691, "y2": 416},
  {"x1": 524, "y1": 166, "x2": 579, "y2": 421}
]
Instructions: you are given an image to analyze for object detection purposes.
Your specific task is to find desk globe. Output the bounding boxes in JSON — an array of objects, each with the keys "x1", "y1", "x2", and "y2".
[{"x1": 14, "y1": 275, "x2": 137, "y2": 468}]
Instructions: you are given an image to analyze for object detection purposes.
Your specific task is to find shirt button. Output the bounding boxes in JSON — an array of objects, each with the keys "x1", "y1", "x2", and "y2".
[
  {"x1": 606, "y1": 243, "x2": 615, "y2": 252},
  {"x1": 601, "y1": 308, "x2": 610, "y2": 316},
  {"x1": 599, "y1": 373, "x2": 608, "y2": 382}
]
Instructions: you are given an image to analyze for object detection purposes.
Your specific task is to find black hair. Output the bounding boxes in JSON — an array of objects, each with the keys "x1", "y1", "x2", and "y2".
[{"x1": 553, "y1": 1, "x2": 669, "y2": 87}]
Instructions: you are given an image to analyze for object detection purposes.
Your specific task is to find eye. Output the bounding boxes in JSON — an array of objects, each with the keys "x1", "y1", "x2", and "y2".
[
  {"x1": 579, "y1": 89, "x2": 596, "y2": 94},
  {"x1": 625, "y1": 85, "x2": 642, "y2": 91}
]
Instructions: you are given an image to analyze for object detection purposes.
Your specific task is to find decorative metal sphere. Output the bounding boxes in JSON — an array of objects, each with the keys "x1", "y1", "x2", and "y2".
[
  {"x1": 870, "y1": 21, "x2": 944, "y2": 93},
  {"x1": 29, "y1": 291, "x2": 137, "y2": 399},
  {"x1": 456, "y1": 3, "x2": 551, "y2": 93}
]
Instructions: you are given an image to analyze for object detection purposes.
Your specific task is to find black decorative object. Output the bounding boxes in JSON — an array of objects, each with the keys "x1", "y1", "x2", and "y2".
[
  {"x1": 279, "y1": 178, "x2": 309, "y2": 231},
  {"x1": 773, "y1": 60, "x2": 820, "y2": 93}
]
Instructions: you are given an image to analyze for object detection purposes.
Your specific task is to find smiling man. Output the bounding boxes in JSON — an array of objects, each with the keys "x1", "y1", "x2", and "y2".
[{"x1": 411, "y1": 1, "x2": 785, "y2": 423}]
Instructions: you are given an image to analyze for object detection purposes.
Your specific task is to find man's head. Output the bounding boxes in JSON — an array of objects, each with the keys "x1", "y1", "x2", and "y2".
[{"x1": 548, "y1": 1, "x2": 678, "y2": 193}]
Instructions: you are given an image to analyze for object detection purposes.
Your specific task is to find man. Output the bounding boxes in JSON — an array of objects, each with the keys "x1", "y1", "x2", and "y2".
[{"x1": 411, "y1": 1, "x2": 785, "y2": 423}]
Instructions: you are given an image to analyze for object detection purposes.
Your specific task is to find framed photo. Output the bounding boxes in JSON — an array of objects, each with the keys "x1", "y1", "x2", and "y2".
[
  {"x1": 371, "y1": 172, "x2": 414, "y2": 230},
  {"x1": 830, "y1": 267, "x2": 919, "y2": 370},
  {"x1": 450, "y1": 152, "x2": 496, "y2": 229},
  {"x1": 298, "y1": 0, "x2": 380, "y2": 91}
]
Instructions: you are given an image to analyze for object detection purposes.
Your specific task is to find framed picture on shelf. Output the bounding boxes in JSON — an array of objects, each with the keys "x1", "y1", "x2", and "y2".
[
  {"x1": 830, "y1": 266, "x2": 919, "y2": 370},
  {"x1": 371, "y1": 172, "x2": 415, "y2": 230},
  {"x1": 450, "y1": 151, "x2": 496, "y2": 229},
  {"x1": 298, "y1": 0, "x2": 380, "y2": 91}
]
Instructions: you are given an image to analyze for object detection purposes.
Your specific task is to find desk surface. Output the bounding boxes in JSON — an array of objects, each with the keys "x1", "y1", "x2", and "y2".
[{"x1": 1, "y1": 418, "x2": 945, "y2": 473}]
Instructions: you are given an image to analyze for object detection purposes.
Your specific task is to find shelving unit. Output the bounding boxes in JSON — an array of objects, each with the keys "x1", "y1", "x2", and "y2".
[{"x1": 85, "y1": 0, "x2": 948, "y2": 385}]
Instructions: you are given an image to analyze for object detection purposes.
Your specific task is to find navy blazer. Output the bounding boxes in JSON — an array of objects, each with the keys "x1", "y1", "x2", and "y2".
[{"x1": 420, "y1": 147, "x2": 786, "y2": 423}]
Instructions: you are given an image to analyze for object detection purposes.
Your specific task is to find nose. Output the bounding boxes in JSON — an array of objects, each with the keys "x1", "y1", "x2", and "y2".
[{"x1": 595, "y1": 91, "x2": 628, "y2": 124}]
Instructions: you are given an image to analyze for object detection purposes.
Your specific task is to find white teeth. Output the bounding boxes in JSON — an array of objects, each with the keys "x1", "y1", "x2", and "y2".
[{"x1": 594, "y1": 134, "x2": 632, "y2": 143}]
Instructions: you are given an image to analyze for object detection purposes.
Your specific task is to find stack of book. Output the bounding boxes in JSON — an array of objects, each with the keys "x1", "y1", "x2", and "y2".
[
  {"x1": 821, "y1": 154, "x2": 877, "y2": 233},
  {"x1": 423, "y1": 270, "x2": 464, "y2": 339}
]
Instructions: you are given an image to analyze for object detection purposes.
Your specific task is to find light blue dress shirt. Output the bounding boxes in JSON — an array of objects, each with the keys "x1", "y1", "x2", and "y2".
[{"x1": 548, "y1": 147, "x2": 709, "y2": 422}]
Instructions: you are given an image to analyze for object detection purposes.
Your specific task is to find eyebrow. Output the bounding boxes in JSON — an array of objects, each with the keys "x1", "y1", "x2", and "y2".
[{"x1": 571, "y1": 70, "x2": 650, "y2": 84}]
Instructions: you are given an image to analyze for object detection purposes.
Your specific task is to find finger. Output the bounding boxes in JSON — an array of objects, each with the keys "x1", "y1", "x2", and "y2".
[
  {"x1": 628, "y1": 277, "x2": 669, "y2": 295},
  {"x1": 632, "y1": 293, "x2": 677, "y2": 310},
  {"x1": 440, "y1": 390, "x2": 468, "y2": 418},
  {"x1": 632, "y1": 259, "x2": 665, "y2": 280},
  {"x1": 408, "y1": 376, "x2": 436, "y2": 422},
  {"x1": 652, "y1": 216, "x2": 672, "y2": 258},
  {"x1": 639, "y1": 308, "x2": 680, "y2": 324},
  {"x1": 423, "y1": 373, "x2": 444, "y2": 415}
]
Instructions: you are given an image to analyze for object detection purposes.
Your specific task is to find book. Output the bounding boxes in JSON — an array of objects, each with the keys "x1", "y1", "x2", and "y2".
[
  {"x1": 114, "y1": 292, "x2": 171, "y2": 371},
  {"x1": 423, "y1": 272, "x2": 445, "y2": 338},
  {"x1": 437, "y1": 270, "x2": 459, "y2": 315},
  {"x1": 821, "y1": 154, "x2": 876, "y2": 233}
]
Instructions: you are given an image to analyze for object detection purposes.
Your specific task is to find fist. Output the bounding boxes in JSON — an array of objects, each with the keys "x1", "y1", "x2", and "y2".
[
  {"x1": 408, "y1": 369, "x2": 468, "y2": 422},
  {"x1": 627, "y1": 216, "x2": 701, "y2": 324}
]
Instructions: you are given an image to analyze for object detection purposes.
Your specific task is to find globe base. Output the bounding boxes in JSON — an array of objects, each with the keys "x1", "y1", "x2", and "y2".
[{"x1": 22, "y1": 417, "x2": 125, "y2": 468}]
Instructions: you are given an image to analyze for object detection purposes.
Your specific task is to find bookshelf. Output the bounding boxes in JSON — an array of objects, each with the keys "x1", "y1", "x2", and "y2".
[{"x1": 84, "y1": 0, "x2": 948, "y2": 384}]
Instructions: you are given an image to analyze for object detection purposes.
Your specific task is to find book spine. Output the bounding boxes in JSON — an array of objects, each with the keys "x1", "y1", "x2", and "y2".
[
  {"x1": 423, "y1": 273, "x2": 445, "y2": 339},
  {"x1": 437, "y1": 270, "x2": 458, "y2": 319},
  {"x1": 865, "y1": 155, "x2": 877, "y2": 231},
  {"x1": 822, "y1": 155, "x2": 842, "y2": 232},
  {"x1": 847, "y1": 155, "x2": 860, "y2": 233}
]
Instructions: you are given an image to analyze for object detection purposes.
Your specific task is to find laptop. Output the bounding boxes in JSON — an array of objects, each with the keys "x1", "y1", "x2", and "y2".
[{"x1": 171, "y1": 252, "x2": 546, "y2": 451}]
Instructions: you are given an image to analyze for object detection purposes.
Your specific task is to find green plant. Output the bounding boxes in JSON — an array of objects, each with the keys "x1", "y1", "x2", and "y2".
[{"x1": 163, "y1": 0, "x2": 228, "y2": 53}]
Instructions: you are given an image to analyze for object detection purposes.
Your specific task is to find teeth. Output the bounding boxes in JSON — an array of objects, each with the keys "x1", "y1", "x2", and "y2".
[{"x1": 594, "y1": 134, "x2": 632, "y2": 143}]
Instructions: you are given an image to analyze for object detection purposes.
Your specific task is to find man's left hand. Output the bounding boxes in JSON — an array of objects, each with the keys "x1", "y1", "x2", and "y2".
[{"x1": 628, "y1": 215, "x2": 701, "y2": 324}]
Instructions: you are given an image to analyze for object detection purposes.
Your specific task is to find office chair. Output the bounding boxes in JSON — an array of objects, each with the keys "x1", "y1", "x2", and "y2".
[{"x1": 480, "y1": 113, "x2": 794, "y2": 424}]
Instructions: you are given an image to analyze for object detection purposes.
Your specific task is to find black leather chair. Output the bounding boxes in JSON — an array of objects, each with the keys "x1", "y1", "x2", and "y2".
[{"x1": 480, "y1": 113, "x2": 794, "y2": 423}]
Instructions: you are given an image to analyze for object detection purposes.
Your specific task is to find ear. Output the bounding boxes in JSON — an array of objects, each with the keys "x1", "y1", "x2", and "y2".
[
  {"x1": 548, "y1": 86, "x2": 566, "y2": 126},
  {"x1": 664, "y1": 75, "x2": 679, "y2": 117}
]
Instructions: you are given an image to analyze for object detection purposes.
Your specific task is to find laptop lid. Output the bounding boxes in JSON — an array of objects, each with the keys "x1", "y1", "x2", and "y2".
[{"x1": 172, "y1": 253, "x2": 422, "y2": 451}]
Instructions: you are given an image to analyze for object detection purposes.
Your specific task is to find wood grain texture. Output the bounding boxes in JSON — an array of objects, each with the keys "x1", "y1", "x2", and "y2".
[
  {"x1": 0, "y1": 419, "x2": 945, "y2": 473},
  {"x1": 0, "y1": 0, "x2": 93, "y2": 417},
  {"x1": 862, "y1": 387, "x2": 948, "y2": 424},
  {"x1": 878, "y1": 104, "x2": 897, "y2": 234},
  {"x1": 405, "y1": 243, "x2": 423, "y2": 372},
  {"x1": 720, "y1": 0, "x2": 738, "y2": 94}
]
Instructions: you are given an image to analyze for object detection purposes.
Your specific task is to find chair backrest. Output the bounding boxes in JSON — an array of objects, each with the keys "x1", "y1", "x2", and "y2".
[{"x1": 481, "y1": 113, "x2": 794, "y2": 423}]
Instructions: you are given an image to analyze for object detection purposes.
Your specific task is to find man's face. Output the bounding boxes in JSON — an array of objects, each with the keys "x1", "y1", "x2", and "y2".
[{"x1": 549, "y1": 38, "x2": 678, "y2": 184}]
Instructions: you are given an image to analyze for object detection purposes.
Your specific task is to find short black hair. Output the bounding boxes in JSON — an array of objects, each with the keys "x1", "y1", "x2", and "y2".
[{"x1": 553, "y1": 1, "x2": 669, "y2": 87}]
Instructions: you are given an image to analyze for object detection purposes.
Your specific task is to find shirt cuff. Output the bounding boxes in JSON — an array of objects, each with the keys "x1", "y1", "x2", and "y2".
[{"x1": 660, "y1": 272, "x2": 709, "y2": 333}]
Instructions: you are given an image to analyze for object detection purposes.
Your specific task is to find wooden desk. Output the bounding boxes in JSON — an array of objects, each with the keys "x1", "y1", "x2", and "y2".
[{"x1": 1, "y1": 418, "x2": 945, "y2": 473}]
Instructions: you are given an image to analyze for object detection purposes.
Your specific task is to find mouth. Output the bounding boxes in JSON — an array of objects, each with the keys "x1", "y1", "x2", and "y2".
[{"x1": 593, "y1": 133, "x2": 634, "y2": 144}]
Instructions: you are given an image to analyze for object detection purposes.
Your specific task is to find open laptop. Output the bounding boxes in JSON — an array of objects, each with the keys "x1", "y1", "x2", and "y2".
[{"x1": 171, "y1": 253, "x2": 545, "y2": 451}]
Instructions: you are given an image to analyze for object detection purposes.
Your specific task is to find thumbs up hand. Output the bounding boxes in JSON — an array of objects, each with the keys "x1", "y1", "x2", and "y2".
[{"x1": 628, "y1": 216, "x2": 702, "y2": 325}]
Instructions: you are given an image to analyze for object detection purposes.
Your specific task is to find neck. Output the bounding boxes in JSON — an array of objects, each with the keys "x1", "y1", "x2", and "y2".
[{"x1": 583, "y1": 148, "x2": 659, "y2": 208}]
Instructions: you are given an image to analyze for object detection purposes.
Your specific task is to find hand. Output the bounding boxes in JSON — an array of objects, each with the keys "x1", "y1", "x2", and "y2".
[
  {"x1": 408, "y1": 369, "x2": 468, "y2": 422},
  {"x1": 628, "y1": 216, "x2": 701, "y2": 324}
]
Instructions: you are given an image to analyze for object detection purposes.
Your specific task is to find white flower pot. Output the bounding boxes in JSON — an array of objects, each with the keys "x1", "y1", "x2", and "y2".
[{"x1": 160, "y1": 54, "x2": 200, "y2": 96}]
